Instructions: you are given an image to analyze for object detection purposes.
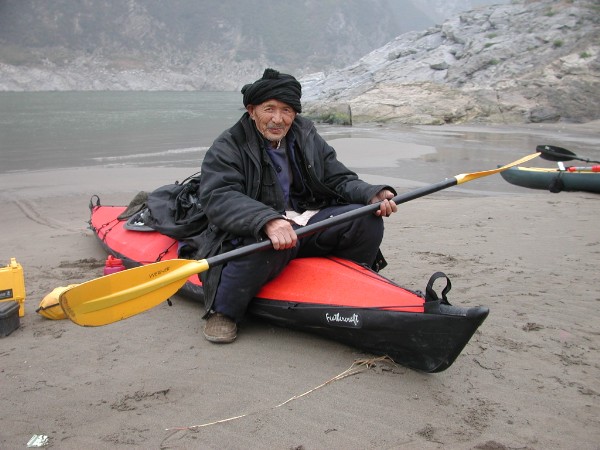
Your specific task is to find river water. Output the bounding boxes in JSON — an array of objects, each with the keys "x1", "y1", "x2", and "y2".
[{"x1": 1, "y1": 91, "x2": 598, "y2": 194}]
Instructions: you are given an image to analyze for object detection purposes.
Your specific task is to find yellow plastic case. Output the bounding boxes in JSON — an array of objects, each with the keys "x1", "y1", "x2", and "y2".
[{"x1": 0, "y1": 258, "x2": 26, "y2": 317}]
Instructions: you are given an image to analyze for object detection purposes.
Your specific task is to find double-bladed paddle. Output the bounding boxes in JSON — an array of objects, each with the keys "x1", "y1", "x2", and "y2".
[
  {"x1": 537, "y1": 144, "x2": 600, "y2": 164},
  {"x1": 60, "y1": 152, "x2": 540, "y2": 326}
]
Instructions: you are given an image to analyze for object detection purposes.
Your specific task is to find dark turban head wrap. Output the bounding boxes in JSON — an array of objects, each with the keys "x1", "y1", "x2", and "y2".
[{"x1": 241, "y1": 68, "x2": 302, "y2": 113}]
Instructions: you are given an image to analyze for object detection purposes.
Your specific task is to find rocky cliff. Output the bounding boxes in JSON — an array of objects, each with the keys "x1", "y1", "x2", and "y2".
[
  {"x1": 302, "y1": 0, "x2": 600, "y2": 125},
  {"x1": 0, "y1": 0, "x2": 431, "y2": 91},
  {"x1": 0, "y1": 0, "x2": 507, "y2": 92}
]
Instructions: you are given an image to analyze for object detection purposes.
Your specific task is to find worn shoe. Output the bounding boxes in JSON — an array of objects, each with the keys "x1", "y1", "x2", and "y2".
[{"x1": 203, "y1": 313, "x2": 237, "y2": 343}]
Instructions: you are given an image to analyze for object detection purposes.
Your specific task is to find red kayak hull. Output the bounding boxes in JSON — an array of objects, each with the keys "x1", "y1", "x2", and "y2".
[
  {"x1": 90, "y1": 201, "x2": 488, "y2": 372},
  {"x1": 90, "y1": 204, "x2": 425, "y2": 312}
]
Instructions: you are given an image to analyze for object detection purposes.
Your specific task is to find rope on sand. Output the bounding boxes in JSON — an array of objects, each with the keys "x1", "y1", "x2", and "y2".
[{"x1": 163, "y1": 356, "x2": 395, "y2": 433}]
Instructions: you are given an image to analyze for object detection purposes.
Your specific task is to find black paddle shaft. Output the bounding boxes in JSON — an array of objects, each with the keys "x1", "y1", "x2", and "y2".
[{"x1": 207, "y1": 178, "x2": 457, "y2": 268}]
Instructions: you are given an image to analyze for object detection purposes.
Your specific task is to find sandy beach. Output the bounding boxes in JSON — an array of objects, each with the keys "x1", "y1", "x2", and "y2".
[{"x1": 1, "y1": 131, "x2": 599, "y2": 449}]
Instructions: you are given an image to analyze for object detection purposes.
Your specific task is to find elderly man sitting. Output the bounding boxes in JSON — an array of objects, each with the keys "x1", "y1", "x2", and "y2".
[{"x1": 196, "y1": 68, "x2": 398, "y2": 343}]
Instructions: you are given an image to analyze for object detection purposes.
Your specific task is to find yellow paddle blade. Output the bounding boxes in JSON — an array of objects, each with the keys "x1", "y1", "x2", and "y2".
[
  {"x1": 454, "y1": 152, "x2": 540, "y2": 184},
  {"x1": 59, "y1": 259, "x2": 209, "y2": 326}
]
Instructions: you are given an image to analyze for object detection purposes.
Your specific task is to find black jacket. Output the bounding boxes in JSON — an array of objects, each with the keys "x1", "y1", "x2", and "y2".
[{"x1": 196, "y1": 113, "x2": 394, "y2": 313}]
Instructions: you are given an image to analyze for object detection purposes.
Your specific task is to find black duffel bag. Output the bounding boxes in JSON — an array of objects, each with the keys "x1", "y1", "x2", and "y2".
[{"x1": 145, "y1": 173, "x2": 208, "y2": 240}]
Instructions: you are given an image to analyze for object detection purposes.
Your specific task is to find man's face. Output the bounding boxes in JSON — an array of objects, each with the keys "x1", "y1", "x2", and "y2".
[{"x1": 247, "y1": 99, "x2": 296, "y2": 143}]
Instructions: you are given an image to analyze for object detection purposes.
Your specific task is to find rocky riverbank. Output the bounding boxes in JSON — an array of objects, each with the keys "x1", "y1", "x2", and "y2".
[
  {"x1": 302, "y1": 0, "x2": 600, "y2": 125},
  {"x1": 1, "y1": 0, "x2": 598, "y2": 126}
]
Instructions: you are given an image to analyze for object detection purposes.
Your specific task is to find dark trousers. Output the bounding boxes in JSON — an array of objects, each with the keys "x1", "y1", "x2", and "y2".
[{"x1": 213, "y1": 204, "x2": 385, "y2": 322}]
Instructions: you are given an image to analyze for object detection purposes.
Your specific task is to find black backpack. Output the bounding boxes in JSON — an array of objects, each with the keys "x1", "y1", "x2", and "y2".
[{"x1": 144, "y1": 173, "x2": 208, "y2": 240}]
